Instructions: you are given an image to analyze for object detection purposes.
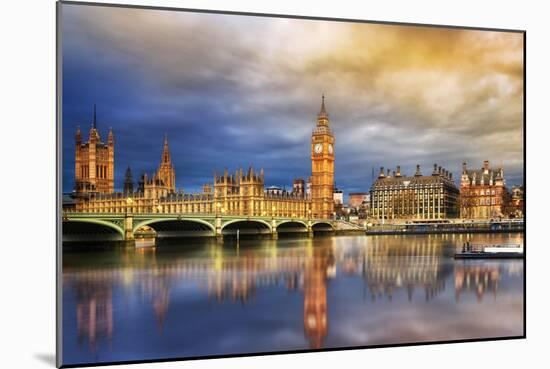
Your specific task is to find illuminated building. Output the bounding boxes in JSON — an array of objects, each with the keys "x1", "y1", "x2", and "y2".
[
  {"x1": 333, "y1": 188, "x2": 343, "y2": 205},
  {"x1": 509, "y1": 185, "x2": 524, "y2": 218},
  {"x1": 310, "y1": 95, "x2": 335, "y2": 219},
  {"x1": 74, "y1": 97, "x2": 335, "y2": 219},
  {"x1": 156, "y1": 135, "x2": 176, "y2": 193},
  {"x1": 370, "y1": 164, "x2": 459, "y2": 220},
  {"x1": 459, "y1": 160, "x2": 508, "y2": 219},
  {"x1": 74, "y1": 105, "x2": 114, "y2": 195},
  {"x1": 292, "y1": 178, "x2": 306, "y2": 198}
]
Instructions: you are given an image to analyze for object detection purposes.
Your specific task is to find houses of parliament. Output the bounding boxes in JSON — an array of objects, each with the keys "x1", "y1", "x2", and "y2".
[{"x1": 72, "y1": 97, "x2": 335, "y2": 220}]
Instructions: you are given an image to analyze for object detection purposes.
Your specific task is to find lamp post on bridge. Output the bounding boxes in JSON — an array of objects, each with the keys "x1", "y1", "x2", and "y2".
[
  {"x1": 124, "y1": 197, "x2": 134, "y2": 242},
  {"x1": 215, "y1": 202, "x2": 223, "y2": 242},
  {"x1": 271, "y1": 206, "x2": 278, "y2": 239},
  {"x1": 307, "y1": 209, "x2": 313, "y2": 238}
]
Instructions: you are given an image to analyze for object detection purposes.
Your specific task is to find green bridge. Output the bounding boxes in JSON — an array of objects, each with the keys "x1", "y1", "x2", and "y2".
[{"x1": 62, "y1": 213, "x2": 363, "y2": 242}]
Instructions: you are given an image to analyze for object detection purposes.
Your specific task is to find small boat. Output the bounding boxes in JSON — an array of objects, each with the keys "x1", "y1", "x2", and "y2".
[{"x1": 454, "y1": 242, "x2": 524, "y2": 259}]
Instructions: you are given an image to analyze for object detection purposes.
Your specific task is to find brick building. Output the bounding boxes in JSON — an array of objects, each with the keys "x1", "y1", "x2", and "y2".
[{"x1": 459, "y1": 160, "x2": 508, "y2": 219}]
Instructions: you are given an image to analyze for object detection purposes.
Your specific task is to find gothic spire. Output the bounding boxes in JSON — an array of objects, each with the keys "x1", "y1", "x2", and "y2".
[
  {"x1": 125, "y1": 166, "x2": 132, "y2": 179},
  {"x1": 161, "y1": 134, "x2": 171, "y2": 164},
  {"x1": 319, "y1": 94, "x2": 327, "y2": 118},
  {"x1": 316, "y1": 94, "x2": 330, "y2": 127},
  {"x1": 123, "y1": 166, "x2": 134, "y2": 195},
  {"x1": 108, "y1": 126, "x2": 114, "y2": 144},
  {"x1": 75, "y1": 125, "x2": 81, "y2": 143},
  {"x1": 92, "y1": 104, "x2": 97, "y2": 129}
]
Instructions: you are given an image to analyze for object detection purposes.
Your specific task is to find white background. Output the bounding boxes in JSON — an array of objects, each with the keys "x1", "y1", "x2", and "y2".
[{"x1": 1, "y1": 0, "x2": 548, "y2": 368}]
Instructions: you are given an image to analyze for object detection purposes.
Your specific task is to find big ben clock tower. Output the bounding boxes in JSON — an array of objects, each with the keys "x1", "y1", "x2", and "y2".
[{"x1": 311, "y1": 95, "x2": 335, "y2": 219}]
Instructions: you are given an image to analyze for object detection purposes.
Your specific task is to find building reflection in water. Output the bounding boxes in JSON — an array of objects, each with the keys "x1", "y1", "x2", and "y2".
[
  {"x1": 63, "y1": 234, "x2": 521, "y2": 353},
  {"x1": 74, "y1": 279, "x2": 113, "y2": 351},
  {"x1": 303, "y1": 247, "x2": 334, "y2": 349},
  {"x1": 362, "y1": 236, "x2": 450, "y2": 302},
  {"x1": 454, "y1": 262, "x2": 500, "y2": 302}
]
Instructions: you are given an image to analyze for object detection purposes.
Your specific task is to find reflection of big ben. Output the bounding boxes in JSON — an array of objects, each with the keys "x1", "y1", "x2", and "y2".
[
  {"x1": 311, "y1": 95, "x2": 335, "y2": 219},
  {"x1": 304, "y1": 248, "x2": 329, "y2": 349}
]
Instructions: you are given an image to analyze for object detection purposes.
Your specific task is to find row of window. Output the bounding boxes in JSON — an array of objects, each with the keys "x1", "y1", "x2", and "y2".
[
  {"x1": 464, "y1": 189, "x2": 500, "y2": 196},
  {"x1": 78, "y1": 165, "x2": 110, "y2": 180}
]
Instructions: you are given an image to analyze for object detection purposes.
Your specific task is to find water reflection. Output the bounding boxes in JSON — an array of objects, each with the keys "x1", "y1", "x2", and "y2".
[
  {"x1": 62, "y1": 233, "x2": 524, "y2": 364},
  {"x1": 74, "y1": 279, "x2": 112, "y2": 351},
  {"x1": 454, "y1": 262, "x2": 501, "y2": 302},
  {"x1": 363, "y1": 238, "x2": 450, "y2": 302}
]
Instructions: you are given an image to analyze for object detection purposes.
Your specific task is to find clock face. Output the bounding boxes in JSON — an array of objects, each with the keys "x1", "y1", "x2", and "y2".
[
  {"x1": 314, "y1": 143, "x2": 323, "y2": 154},
  {"x1": 328, "y1": 144, "x2": 333, "y2": 154}
]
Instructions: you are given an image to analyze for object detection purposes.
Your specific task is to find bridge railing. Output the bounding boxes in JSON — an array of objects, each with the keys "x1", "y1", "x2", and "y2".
[{"x1": 65, "y1": 211, "x2": 322, "y2": 219}]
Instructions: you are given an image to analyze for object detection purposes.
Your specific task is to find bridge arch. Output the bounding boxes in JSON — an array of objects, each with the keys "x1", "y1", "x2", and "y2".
[
  {"x1": 134, "y1": 218, "x2": 216, "y2": 236},
  {"x1": 222, "y1": 218, "x2": 272, "y2": 231},
  {"x1": 63, "y1": 219, "x2": 125, "y2": 241},
  {"x1": 221, "y1": 219, "x2": 272, "y2": 235},
  {"x1": 276, "y1": 219, "x2": 308, "y2": 228},
  {"x1": 276, "y1": 220, "x2": 308, "y2": 234},
  {"x1": 311, "y1": 221, "x2": 335, "y2": 231}
]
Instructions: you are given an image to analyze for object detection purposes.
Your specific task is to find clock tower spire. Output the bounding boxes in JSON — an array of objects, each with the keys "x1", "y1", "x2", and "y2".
[{"x1": 311, "y1": 95, "x2": 335, "y2": 219}]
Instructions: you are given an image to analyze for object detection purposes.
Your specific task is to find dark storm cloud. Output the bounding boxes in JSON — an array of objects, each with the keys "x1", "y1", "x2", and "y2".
[{"x1": 61, "y1": 4, "x2": 524, "y2": 196}]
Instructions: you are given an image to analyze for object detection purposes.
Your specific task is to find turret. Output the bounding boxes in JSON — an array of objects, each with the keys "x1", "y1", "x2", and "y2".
[
  {"x1": 75, "y1": 126, "x2": 82, "y2": 145},
  {"x1": 108, "y1": 127, "x2": 115, "y2": 192},
  {"x1": 483, "y1": 160, "x2": 490, "y2": 173},
  {"x1": 88, "y1": 104, "x2": 100, "y2": 142},
  {"x1": 108, "y1": 127, "x2": 114, "y2": 146},
  {"x1": 75, "y1": 126, "x2": 82, "y2": 183},
  {"x1": 415, "y1": 164, "x2": 422, "y2": 177},
  {"x1": 317, "y1": 94, "x2": 329, "y2": 126},
  {"x1": 123, "y1": 166, "x2": 134, "y2": 195}
]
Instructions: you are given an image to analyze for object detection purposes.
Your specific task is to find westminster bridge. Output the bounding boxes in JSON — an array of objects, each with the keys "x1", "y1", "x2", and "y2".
[{"x1": 62, "y1": 212, "x2": 364, "y2": 242}]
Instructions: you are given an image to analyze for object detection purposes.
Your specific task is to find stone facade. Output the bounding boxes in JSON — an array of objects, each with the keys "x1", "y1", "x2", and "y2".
[
  {"x1": 509, "y1": 185, "x2": 524, "y2": 218},
  {"x1": 73, "y1": 97, "x2": 335, "y2": 220},
  {"x1": 459, "y1": 160, "x2": 508, "y2": 219},
  {"x1": 74, "y1": 105, "x2": 114, "y2": 195},
  {"x1": 310, "y1": 95, "x2": 335, "y2": 219},
  {"x1": 370, "y1": 164, "x2": 459, "y2": 220}
]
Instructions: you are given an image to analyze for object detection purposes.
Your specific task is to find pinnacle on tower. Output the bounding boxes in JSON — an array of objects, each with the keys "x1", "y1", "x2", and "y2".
[
  {"x1": 161, "y1": 134, "x2": 171, "y2": 164},
  {"x1": 75, "y1": 126, "x2": 82, "y2": 142},
  {"x1": 316, "y1": 94, "x2": 330, "y2": 128},
  {"x1": 124, "y1": 166, "x2": 134, "y2": 194},
  {"x1": 92, "y1": 104, "x2": 97, "y2": 129},
  {"x1": 108, "y1": 127, "x2": 114, "y2": 144},
  {"x1": 319, "y1": 94, "x2": 327, "y2": 118}
]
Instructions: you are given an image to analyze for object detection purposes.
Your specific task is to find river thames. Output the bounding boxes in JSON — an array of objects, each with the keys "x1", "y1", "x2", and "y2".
[{"x1": 62, "y1": 233, "x2": 524, "y2": 365}]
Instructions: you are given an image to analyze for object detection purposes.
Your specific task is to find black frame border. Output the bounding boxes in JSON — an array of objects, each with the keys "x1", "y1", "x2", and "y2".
[{"x1": 56, "y1": 1, "x2": 527, "y2": 368}]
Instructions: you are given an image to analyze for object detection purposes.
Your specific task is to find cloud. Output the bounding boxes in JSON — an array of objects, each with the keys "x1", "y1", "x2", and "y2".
[{"x1": 61, "y1": 4, "x2": 524, "y2": 195}]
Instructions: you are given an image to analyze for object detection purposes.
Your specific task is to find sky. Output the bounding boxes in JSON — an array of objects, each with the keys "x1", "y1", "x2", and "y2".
[{"x1": 61, "y1": 3, "x2": 524, "y2": 198}]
